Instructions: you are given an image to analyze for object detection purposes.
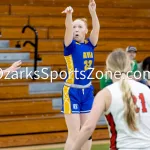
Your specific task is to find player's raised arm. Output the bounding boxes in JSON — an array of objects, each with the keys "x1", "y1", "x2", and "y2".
[
  {"x1": 62, "y1": 6, "x2": 74, "y2": 47},
  {"x1": 89, "y1": 0, "x2": 100, "y2": 46}
]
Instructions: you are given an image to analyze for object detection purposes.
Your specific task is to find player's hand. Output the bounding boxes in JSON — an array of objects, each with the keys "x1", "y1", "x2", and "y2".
[
  {"x1": 89, "y1": 0, "x2": 96, "y2": 13},
  {"x1": 62, "y1": 6, "x2": 74, "y2": 14},
  {"x1": 9, "y1": 60, "x2": 22, "y2": 72}
]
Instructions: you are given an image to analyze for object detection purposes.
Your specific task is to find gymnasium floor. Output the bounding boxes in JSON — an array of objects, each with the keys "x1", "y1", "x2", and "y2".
[
  {"x1": 41, "y1": 144, "x2": 109, "y2": 150},
  {"x1": 3, "y1": 141, "x2": 109, "y2": 150}
]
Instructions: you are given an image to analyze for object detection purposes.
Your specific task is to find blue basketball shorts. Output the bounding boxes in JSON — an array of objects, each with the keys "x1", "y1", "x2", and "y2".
[{"x1": 61, "y1": 85, "x2": 94, "y2": 114}]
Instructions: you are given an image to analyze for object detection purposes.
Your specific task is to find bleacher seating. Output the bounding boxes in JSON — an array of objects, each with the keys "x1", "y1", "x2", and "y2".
[{"x1": 0, "y1": 0, "x2": 149, "y2": 148}]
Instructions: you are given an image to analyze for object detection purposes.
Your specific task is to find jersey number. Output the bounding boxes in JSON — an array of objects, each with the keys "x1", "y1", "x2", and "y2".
[
  {"x1": 84, "y1": 60, "x2": 92, "y2": 71},
  {"x1": 132, "y1": 93, "x2": 148, "y2": 113}
]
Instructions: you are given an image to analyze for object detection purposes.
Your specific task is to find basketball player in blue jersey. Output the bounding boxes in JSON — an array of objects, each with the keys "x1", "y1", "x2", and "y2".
[{"x1": 61, "y1": 0, "x2": 100, "y2": 150}]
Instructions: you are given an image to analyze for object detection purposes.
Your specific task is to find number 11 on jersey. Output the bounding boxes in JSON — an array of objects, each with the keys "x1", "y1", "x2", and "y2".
[{"x1": 132, "y1": 93, "x2": 148, "y2": 113}]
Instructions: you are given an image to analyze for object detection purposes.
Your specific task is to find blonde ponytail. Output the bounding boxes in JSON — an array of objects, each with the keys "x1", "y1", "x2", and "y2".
[
  {"x1": 120, "y1": 74, "x2": 138, "y2": 131},
  {"x1": 106, "y1": 49, "x2": 138, "y2": 131}
]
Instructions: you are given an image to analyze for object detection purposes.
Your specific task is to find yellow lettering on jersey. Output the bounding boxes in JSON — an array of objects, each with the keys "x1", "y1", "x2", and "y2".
[
  {"x1": 83, "y1": 52, "x2": 93, "y2": 59},
  {"x1": 83, "y1": 52, "x2": 87, "y2": 59},
  {"x1": 86, "y1": 52, "x2": 93, "y2": 58},
  {"x1": 84, "y1": 60, "x2": 93, "y2": 71},
  {"x1": 90, "y1": 52, "x2": 93, "y2": 58},
  {"x1": 87, "y1": 52, "x2": 90, "y2": 58}
]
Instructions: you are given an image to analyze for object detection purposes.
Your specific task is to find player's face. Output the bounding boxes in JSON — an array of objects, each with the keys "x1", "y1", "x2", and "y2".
[
  {"x1": 127, "y1": 51, "x2": 136, "y2": 60},
  {"x1": 73, "y1": 20, "x2": 87, "y2": 43}
]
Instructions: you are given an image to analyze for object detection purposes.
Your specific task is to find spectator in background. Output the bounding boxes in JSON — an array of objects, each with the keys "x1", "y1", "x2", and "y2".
[
  {"x1": 125, "y1": 46, "x2": 138, "y2": 76},
  {"x1": 99, "y1": 46, "x2": 139, "y2": 90}
]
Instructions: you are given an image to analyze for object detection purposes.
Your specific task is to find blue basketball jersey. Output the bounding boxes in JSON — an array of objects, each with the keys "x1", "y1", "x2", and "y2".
[{"x1": 64, "y1": 38, "x2": 96, "y2": 85}]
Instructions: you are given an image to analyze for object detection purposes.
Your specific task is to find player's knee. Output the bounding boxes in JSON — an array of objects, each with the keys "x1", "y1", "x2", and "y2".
[{"x1": 68, "y1": 130, "x2": 80, "y2": 140}]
